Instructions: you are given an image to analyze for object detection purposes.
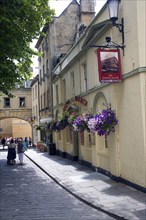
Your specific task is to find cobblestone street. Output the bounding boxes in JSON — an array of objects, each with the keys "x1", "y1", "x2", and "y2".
[{"x1": 0, "y1": 151, "x2": 115, "y2": 220}]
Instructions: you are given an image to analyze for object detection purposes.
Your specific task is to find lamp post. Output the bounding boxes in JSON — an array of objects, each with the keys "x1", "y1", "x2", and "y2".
[{"x1": 107, "y1": 0, "x2": 125, "y2": 53}]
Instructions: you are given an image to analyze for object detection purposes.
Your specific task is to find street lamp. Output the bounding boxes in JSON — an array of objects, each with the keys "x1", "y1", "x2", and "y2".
[
  {"x1": 89, "y1": 0, "x2": 125, "y2": 54},
  {"x1": 107, "y1": 0, "x2": 125, "y2": 51},
  {"x1": 107, "y1": 0, "x2": 121, "y2": 26}
]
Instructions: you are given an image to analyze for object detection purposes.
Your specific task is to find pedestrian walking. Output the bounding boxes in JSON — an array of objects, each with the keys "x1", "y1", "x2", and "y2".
[
  {"x1": 28, "y1": 137, "x2": 32, "y2": 147},
  {"x1": 23, "y1": 137, "x2": 29, "y2": 151},
  {"x1": 7, "y1": 138, "x2": 16, "y2": 165},
  {"x1": 1, "y1": 137, "x2": 6, "y2": 149},
  {"x1": 17, "y1": 139, "x2": 25, "y2": 165}
]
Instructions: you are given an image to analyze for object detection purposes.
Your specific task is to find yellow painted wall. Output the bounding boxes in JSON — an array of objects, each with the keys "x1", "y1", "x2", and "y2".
[
  {"x1": 0, "y1": 119, "x2": 12, "y2": 138},
  {"x1": 0, "y1": 118, "x2": 32, "y2": 139},
  {"x1": 117, "y1": 74, "x2": 146, "y2": 186},
  {"x1": 52, "y1": 0, "x2": 146, "y2": 188},
  {"x1": 12, "y1": 119, "x2": 32, "y2": 139}
]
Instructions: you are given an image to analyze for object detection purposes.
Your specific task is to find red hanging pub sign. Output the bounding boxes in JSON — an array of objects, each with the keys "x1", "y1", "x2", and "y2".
[{"x1": 97, "y1": 48, "x2": 122, "y2": 83}]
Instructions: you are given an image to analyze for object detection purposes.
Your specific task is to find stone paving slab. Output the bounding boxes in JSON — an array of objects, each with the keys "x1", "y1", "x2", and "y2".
[{"x1": 25, "y1": 149, "x2": 146, "y2": 220}]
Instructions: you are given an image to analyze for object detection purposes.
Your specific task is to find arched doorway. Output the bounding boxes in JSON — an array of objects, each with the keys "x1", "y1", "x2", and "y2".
[
  {"x1": 93, "y1": 93, "x2": 111, "y2": 172},
  {"x1": 62, "y1": 96, "x2": 88, "y2": 160},
  {"x1": 93, "y1": 92, "x2": 119, "y2": 176}
]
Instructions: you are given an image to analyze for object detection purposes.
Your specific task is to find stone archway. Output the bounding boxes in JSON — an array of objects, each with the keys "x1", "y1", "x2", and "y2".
[
  {"x1": 0, "y1": 86, "x2": 32, "y2": 140},
  {"x1": 63, "y1": 96, "x2": 88, "y2": 113},
  {"x1": 0, "y1": 117, "x2": 32, "y2": 139},
  {"x1": 0, "y1": 108, "x2": 32, "y2": 124}
]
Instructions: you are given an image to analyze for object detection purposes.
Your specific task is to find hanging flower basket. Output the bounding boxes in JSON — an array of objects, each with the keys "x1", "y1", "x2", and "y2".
[
  {"x1": 56, "y1": 117, "x2": 69, "y2": 131},
  {"x1": 36, "y1": 125, "x2": 44, "y2": 131},
  {"x1": 73, "y1": 114, "x2": 92, "y2": 132},
  {"x1": 47, "y1": 121, "x2": 60, "y2": 132},
  {"x1": 88, "y1": 108, "x2": 118, "y2": 136},
  {"x1": 68, "y1": 112, "x2": 79, "y2": 124}
]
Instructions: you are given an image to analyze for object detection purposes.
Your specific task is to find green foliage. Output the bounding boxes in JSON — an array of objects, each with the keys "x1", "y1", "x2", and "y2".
[
  {"x1": 0, "y1": 0, "x2": 55, "y2": 95},
  {"x1": 36, "y1": 125, "x2": 44, "y2": 131}
]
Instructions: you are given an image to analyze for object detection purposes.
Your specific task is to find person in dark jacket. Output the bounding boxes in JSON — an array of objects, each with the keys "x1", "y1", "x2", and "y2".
[
  {"x1": 2, "y1": 137, "x2": 6, "y2": 149},
  {"x1": 7, "y1": 138, "x2": 16, "y2": 165}
]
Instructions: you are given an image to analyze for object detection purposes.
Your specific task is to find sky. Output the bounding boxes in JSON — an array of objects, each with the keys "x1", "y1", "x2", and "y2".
[
  {"x1": 32, "y1": 0, "x2": 106, "y2": 46},
  {"x1": 32, "y1": 0, "x2": 106, "y2": 76},
  {"x1": 49, "y1": 0, "x2": 106, "y2": 17}
]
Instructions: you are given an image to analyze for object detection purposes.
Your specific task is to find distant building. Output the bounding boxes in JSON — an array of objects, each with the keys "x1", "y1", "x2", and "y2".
[
  {"x1": 30, "y1": 75, "x2": 40, "y2": 144},
  {"x1": 33, "y1": 0, "x2": 96, "y2": 145},
  {"x1": 0, "y1": 80, "x2": 32, "y2": 139}
]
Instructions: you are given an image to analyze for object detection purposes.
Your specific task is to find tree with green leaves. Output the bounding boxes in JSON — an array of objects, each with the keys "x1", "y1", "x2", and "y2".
[{"x1": 0, "y1": 0, "x2": 55, "y2": 96}]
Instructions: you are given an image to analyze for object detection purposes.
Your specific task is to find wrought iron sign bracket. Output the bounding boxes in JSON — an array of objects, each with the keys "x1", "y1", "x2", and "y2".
[{"x1": 90, "y1": 36, "x2": 125, "y2": 56}]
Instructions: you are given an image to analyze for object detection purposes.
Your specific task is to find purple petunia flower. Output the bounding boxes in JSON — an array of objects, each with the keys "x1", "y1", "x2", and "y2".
[
  {"x1": 88, "y1": 108, "x2": 118, "y2": 136},
  {"x1": 73, "y1": 115, "x2": 91, "y2": 132}
]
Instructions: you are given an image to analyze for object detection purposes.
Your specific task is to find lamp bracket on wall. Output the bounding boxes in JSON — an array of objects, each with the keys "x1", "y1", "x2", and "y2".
[{"x1": 113, "y1": 18, "x2": 125, "y2": 55}]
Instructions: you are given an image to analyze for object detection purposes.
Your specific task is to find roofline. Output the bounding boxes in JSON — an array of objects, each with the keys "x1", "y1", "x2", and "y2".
[
  {"x1": 35, "y1": 23, "x2": 49, "y2": 49},
  {"x1": 30, "y1": 75, "x2": 39, "y2": 87},
  {"x1": 35, "y1": 0, "x2": 79, "y2": 49},
  {"x1": 57, "y1": 0, "x2": 79, "y2": 18},
  {"x1": 52, "y1": 20, "x2": 111, "y2": 84},
  {"x1": 52, "y1": 2, "x2": 109, "y2": 76}
]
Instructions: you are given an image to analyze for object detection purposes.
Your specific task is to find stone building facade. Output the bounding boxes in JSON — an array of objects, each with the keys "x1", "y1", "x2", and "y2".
[
  {"x1": 0, "y1": 84, "x2": 32, "y2": 139},
  {"x1": 31, "y1": 75, "x2": 40, "y2": 144},
  {"x1": 52, "y1": 0, "x2": 146, "y2": 190},
  {"x1": 34, "y1": 0, "x2": 96, "y2": 145}
]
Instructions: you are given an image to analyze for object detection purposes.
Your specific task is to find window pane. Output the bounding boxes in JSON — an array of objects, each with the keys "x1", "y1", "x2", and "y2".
[
  {"x1": 83, "y1": 63, "x2": 87, "y2": 92},
  {"x1": 46, "y1": 59, "x2": 49, "y2": 75},
  {"x1": 56, "y1": 85, "x2": 59, "y2": 105},
  {"x1": 71, "y1": 72, "x2": 75, "y2": 96},
  {"x1": 43, "y1": 64, "x2": 45, "y2": 77},
  {"x1": 80, "y1": 132, "x2": 84, "y2": 145},
  {"x1": 66, "y1": 127, "x2": 69, "y2": 142},
  {"x1": 19, "y1": 97, "x2": 25, "y2": 107},
  {"x1": 4, "y1": 98, "x2": 10, "y2": 107},
  {"x1": 63, "y1": 79, "x2": 66, "y2": 101},
  {"x1": 69, "y1": 126, "x2": 72, "y2": 144},
  {"x1": 44, "y1": 93, "x2": 46, "y2": 109}
]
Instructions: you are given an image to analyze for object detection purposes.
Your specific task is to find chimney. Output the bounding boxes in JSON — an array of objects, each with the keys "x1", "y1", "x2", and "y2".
[{"x1": 79, "y1": 0, "x2": 96, "y2": 27}]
